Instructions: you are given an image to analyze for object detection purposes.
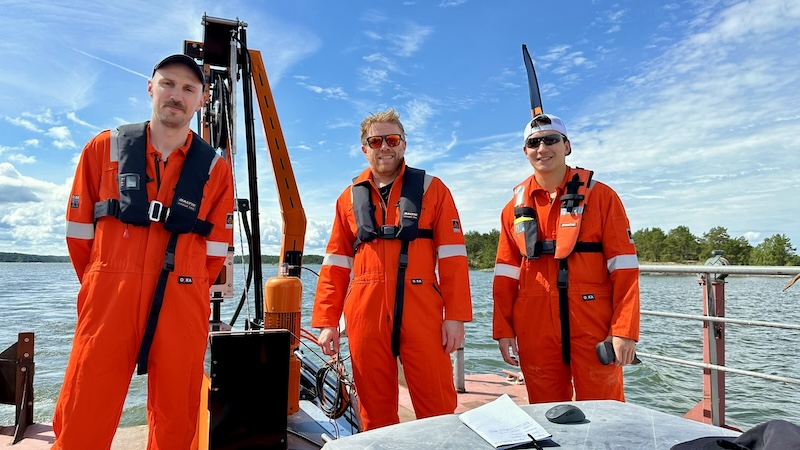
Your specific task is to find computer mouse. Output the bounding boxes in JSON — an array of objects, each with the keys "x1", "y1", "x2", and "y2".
[{"x1": 545, "y1": 404, "x2": 585, "y2": 424}]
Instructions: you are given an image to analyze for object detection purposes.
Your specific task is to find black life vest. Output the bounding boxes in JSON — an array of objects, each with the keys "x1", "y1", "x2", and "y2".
[
  {"x1": 351, "y1": 166, "x2": 433, "y2": 252},
  {"x1": 93, "y1": 122, "x2": 216, "y2": 237},
  {"x1": 92, "y1": 122, "x2": 220, "y2": 375},
  {"x1": 351, "y1": 166, "x2": 433, "y2": 357}
]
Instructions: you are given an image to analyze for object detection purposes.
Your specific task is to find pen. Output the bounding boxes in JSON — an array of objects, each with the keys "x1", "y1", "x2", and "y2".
[{"x1": 526, "y1": 433, "x2": 543, "y2": 450}]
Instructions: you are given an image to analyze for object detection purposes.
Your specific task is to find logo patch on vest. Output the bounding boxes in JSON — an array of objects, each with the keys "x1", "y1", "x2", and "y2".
[
  {"x1": 226, "y1": 213, "x2": 234, "y2": 229},
  {"x1": 175, "y1": 197, "x2": 198, "y2": 212},
  {"x1": 582, "y1": 294, "x2": 595, "y2": 301},
  {"x1": 178, "y1": 276, "x2": 193, "y2": 284},
  {"x1": 70, "y1": 195, "x2": 80, "y2": 208},
  {"x1": 402, "y1": 211, "x2": 418, "y2": 220},
  {"x1": 411, "y1": 279, "x2": 423, "y2": 284},
  {"x1": 119, "y1": 173, "x2": 140, "y2": 191},
  {"x1": 561, "y1": 222, "x2": 577, "y2": 228},
  {"x1": 452, "y1": 219, "x2": 461, "y2": 232}
]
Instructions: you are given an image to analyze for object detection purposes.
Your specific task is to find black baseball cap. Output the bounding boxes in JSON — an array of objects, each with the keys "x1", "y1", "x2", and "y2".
[{"x1": 152, "y1": 54, "x2": 205, "y2": 85}]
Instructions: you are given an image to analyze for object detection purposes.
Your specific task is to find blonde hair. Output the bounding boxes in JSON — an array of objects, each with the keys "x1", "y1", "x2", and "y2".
[{"x1": 360, "y1": 108, "x2": 406, "y2": 144}]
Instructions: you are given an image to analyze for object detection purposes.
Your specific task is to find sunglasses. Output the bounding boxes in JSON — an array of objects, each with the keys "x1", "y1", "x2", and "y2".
[
  {"x1": 526, "y1": 133, "x2": 564, "y2": 149},
  {"x1": 365, "y1": 134, "x2": 404, "y2": 149}
]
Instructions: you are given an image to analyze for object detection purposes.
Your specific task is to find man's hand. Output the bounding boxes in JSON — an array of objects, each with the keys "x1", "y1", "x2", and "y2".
[
  {"x1": 318, "y1": 326, "x2": 340, "y2": 357},
  {"x1": 498, "y1": 337, "x2": 519, "y2": 366},
  {"x1": 441, "y1": 320, "x2": 465, "y2": 354},
  {"x1": 610, "y1": 336, "x2": 637, "y2": 366}
]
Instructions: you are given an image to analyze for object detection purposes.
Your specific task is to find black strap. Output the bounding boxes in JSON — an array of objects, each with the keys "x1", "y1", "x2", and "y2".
[
  {"x1": 116, "y1": 123, "x2": 151, "y2": 226},
  {"x1": 534, "y1": 240, "x2": 603, "y2": 255},
  {"x1": 560, "y1": 170, "x2": 592, "y2": 213},
  {"x1": 94, "y1": 198, "x2": 213, "y2": 237},
  {"x1": 391, "y1": 240, "x2": 410, "y2": 357},
  {"x1": 557, "y1": 258, "x2": 571, "y2": 364},
  {"x1": 351, "y1": 166, "x2": 428, "y2": 252},
  {"x1": 136, "y1": 232, "x2": 179, "y2": 375}
]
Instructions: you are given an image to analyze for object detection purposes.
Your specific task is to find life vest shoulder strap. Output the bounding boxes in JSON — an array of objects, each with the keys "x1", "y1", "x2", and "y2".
[
  {"x1": 351, "y1": 166, "x2": 433, "y2": 253},
  {"x1": 93, "y1": 123, "x2": 216, "y2": 237},
  {"x1": 554, "y1": 167, "x2": 595, "y2": 259}
]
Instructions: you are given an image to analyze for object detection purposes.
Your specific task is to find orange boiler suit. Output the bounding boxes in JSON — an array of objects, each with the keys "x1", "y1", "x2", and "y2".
[
  {"x1": 312, "y1": 164, "x2": 473, "y2": 430},
  {"x1": 493, "y1": 167, "x2": 640, "y2": 403},
  {"x1": 54, "y1": 126, "x2": 233, "y2": 450}
]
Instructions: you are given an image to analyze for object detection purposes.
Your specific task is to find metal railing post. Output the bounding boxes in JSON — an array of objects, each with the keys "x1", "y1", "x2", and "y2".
[
  {"x1": 697, "y1": 274, "x2": 727, "y2": 427},
  {"x1": 455, "y1": 346, "x2": 466, "y2": 393}
]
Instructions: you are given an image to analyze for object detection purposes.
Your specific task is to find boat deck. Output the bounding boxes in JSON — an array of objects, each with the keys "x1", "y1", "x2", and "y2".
[{"x1": 0, "y1": 372, "x2": 529, "y2": 449}]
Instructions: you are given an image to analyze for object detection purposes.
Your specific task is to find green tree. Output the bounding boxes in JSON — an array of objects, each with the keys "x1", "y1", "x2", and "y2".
[
  {"x1": 632, "y1": 227, "x2": 666, "y2": 262},
  {"x1": 662, "y1": 226, "x2": 701, "y2": 262},
  {"x1": 464, "y1": 229, "x2": 500, "y2": 269},
  {"x1": 749, "y1": 234, "x2": 798, "y2": 266},
  {"x1": 700, "y1": 227, "x2": 731, "y2": 258},
  {"x1": 722, "y1": 236, "x2": 752, "y2": 265},
  {"x1": 698, "y1": 227, "x2": 752, "y2": 264}
]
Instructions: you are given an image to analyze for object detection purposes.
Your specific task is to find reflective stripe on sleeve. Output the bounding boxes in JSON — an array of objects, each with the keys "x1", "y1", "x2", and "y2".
[
  {"x1": 206, "y1": 240, "x2": 228, "y2": 257},
  {"x1": 494, "y1": 263, "x2": 520, "y2": 280},
  {"x1": 66, "y1": 221, "x2": 95, "y2": 240},
  {"x1": 322, "y1": 253, "x2": 353, "y2": 270},
  {"x1": 437, "y1": 244, "x2": 467, "y2": 259},
  {"x1": 607, "y1": 254, "x2": 639, "y2": 272}
]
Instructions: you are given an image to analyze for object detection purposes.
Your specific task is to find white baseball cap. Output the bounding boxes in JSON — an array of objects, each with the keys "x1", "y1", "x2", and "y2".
[{"x1": 523, "y1": 114, "x2": 567, "y2": 141}]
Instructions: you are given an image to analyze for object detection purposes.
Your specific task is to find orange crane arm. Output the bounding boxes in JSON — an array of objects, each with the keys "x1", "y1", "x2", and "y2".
[{"x1": 248, "y1": 49, "x2": 307, "y2": 273}]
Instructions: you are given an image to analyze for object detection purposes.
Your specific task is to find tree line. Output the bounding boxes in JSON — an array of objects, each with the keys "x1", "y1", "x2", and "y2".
[
  {"x1": 464, "y1": 226, "x2": 800, "y2": 270},
  {"x1": 233, "y1": 254, "x2": 324, "y2": 264},
  {"x1": 7, "y1": 226, "x2": 798, "y2": 269},
  {"x1": 0, "y1": 252, "x2": 70, "y2": 262}
]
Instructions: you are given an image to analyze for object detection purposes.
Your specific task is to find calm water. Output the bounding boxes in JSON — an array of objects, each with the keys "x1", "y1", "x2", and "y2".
[{"x1": 1, "y1": 262, "x2": 798, "y2": 430}]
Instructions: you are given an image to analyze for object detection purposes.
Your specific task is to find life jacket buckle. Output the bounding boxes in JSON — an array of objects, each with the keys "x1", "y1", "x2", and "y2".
[
  {"x1": 557, "y1": 267, "x2": 568, "y2": 289},
  {"x1": 148, "y1": 200, "x2": 169, "y2": 223},
  {"x1": 378, "y1": 225, "x2": 397, "y2": 238}
]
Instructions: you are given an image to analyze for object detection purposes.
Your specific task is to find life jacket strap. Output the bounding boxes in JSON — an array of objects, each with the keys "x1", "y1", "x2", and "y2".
[
  {"x1": 94, "y1": 198, "x2": 213, "y2": 237},
  {"x1": 557, "y1": 258, "x2": 571, "y2": 364},
  {"x1": 552, "y1": 241, "x2": 603, "y2": 365},
  {"x1": 136, "y1": 232, "x2": 179, "y2": 375},
  {"x1": 532, "y1": 240, "x2": 603, "y2": 256},
  {"x1": 391, "y1": 240, "x2": 411, "y2": 358},
  {"x1": 561, "y1": 172, "x2": 588, "y2": 213}
]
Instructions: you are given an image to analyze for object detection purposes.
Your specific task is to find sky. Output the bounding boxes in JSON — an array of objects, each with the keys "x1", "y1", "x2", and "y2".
[{"x1": 1, "y1": 0, "x2": 799, "y2": 258}]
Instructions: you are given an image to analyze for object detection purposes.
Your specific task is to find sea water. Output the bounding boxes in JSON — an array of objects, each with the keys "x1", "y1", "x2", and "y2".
[{"x1": 0, "y1": 262, "x2": 798, "y2": 430}]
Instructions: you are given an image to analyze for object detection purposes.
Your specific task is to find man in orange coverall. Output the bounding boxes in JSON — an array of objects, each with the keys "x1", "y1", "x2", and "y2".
[
  {"x1": 493, "y1": 113, "x2": 640, "y2": 403},
  {"x1": 53, "y1": 54, "x2": 234, "y2": 450},
  {"x1": 312, "y1": 108, "x2": 473, "y2": 430}
]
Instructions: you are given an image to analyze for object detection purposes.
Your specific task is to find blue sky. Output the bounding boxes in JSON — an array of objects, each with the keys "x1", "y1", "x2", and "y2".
[{"x1": 1, "y1": 0, "x2": 799, "y2": 257}]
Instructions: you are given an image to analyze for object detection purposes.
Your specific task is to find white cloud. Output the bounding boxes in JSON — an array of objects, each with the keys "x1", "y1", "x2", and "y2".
[
  {"x1": 7, "y1": 154, "x2": 36, "y2": 164},
  {"x1": 47, "y1": 126, "x2": 77, "y2": 149},
  {"x1": 4, "y1": 117, "x2": 42, "y2": 133}
]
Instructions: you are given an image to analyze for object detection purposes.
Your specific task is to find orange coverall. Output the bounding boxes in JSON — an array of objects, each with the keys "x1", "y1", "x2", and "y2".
[
  {"x1": 493, "y1": 168, "x2": 640, "y2": 403},
  {"x1": 312, "y1": 164, "x2": 473, "y2": 430},
  {"x1": 54, "y1": 127, "x2": 233, "y2": 450}
]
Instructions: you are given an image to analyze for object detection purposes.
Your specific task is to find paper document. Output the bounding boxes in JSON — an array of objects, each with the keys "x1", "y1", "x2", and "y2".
[{"x1": 459, "y1": 394, "x2": 551, "y2": 449}]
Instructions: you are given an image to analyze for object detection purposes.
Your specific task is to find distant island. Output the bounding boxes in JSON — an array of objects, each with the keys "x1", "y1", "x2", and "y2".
[
  {"x1": 0, "y1": 252, "x2": 324, "y2": 264},
  {"x1": 0, "y1": 252, "x2": 70, "y2": 263}
]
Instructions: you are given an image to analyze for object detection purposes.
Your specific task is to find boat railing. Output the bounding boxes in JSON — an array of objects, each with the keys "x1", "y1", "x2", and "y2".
[
  {"x1": 638, "y1": 262, "x2": 800, "y2": 429},
  {"x1": 452, "y1": 261, "x2": 800, "y2": 430}
]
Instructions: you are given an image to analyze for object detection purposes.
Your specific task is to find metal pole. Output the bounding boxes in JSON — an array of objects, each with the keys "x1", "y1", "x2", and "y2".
[{"x1": 454, "y1": 346, "x2": 466, "y2": 393}]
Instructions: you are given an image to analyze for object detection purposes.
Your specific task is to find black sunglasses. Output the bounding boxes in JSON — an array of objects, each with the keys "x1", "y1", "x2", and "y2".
[
  {"x1": 525, "y1": 133, "x2": 564, "y2": 149},
  {"x1": 364, "y1": 134, "x2": 404, "y2": 149}
]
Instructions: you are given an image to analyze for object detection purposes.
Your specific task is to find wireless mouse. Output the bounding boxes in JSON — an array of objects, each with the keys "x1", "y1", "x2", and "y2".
[{"x1": 545, "y1": 404, "x2": 586, "y2": 424}]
